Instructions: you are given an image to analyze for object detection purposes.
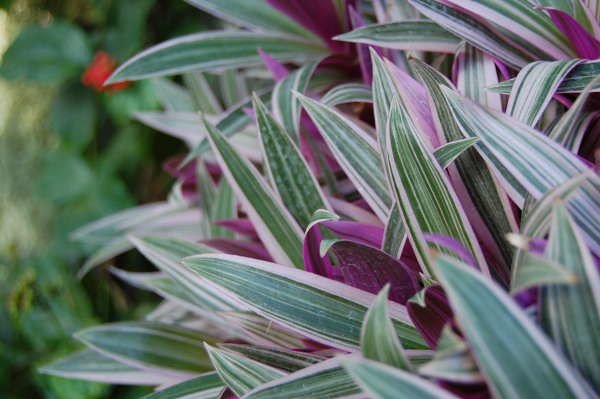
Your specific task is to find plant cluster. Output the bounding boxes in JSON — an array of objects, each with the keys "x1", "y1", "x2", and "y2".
[{"x1": 42, "y1": 1, "x2": 600, "y2": 398}]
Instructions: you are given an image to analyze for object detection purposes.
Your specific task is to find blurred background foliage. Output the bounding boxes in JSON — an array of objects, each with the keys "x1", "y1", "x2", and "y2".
[{"x1": 0, "y1": 1, "x2": 215, "y2": 397}]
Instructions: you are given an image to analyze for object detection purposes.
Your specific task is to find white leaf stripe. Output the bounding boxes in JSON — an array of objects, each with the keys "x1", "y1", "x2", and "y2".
[
  {"x1": 442, "y1": 88, "x2": 600, "y2": 256},
  {"x1": 297, "y1": 94, "x2": 392, "y2": 221},
  {"x1": 322, "y1": 83, "x2": 372, "y2": 106},
  {"x1": 183, "y1": 254, "x2": 425, "y2": 350},
  {"x1": 107, "y1": 31, "x2": 327, "y2": 83},
  {"x1": 143, "y1": 372, "x2": 224, "y2": 399},
  {"x1": 204, "y1": 118, "x2": 304, "y2": 268},
  {"x1": 435, "y1": 256, "x2": 593, "y2": 399},
  {"x1": 386, "y1": 96, "x2": 489, "y2": 276},
  {"x1": 506, "y1": 60, "x2": 581, "y2": 126},
  {"x1": 335, "y1": 20, "x2": 460, "y2": 52},
  {"x1": 455, "y1": 43, "x2": 501, "y2": 110}
]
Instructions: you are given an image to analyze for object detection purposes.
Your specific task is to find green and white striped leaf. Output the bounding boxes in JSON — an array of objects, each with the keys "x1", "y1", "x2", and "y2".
[
  {"x1": 185, "y1": 0, "x2": 318, "y2": 41},
  {"x1": 254, "y1": 95, "x2": 330, "y2": 229},
  {"x1": 335, "y1": 20, "x2": 460, "y2": 52},
  {"x1": 182, "y1": 254, "x2": 426, "y2": 350},
  {"x1": 408, "y1": 0, "x2": 534, "y2": 67},
  {"x1": 152, "y1": 78, "x2": 196, "y2": 112},
  {"x1": 549, "y1": 75, "x2": 600, "y2": 151},
  {"x1": 220, "y1": 312, "x2": 307, "y2": 349},
  {"x1": 433, "y1": 137, "x2": 479, "y2": 169},
  {"x1": 489, "y1": 59, "x2": 600, "y2": 94},
  {"x1": 272, "y1": 61, "x2": 318, "y2": 139},
  {"x1": 321, "y1": 83, "x2": 372, "y2": 106},
  {"x1": 381, "y1": 204, "x2": 406, "y2": 257},
  {"x1": 244, "y1": 358, "x2": 360, "y2": 399},
  {"x1": 343, "y1": 357, "x2": 460, "y2": 399},
  {"x1": 540, "y1": 203, "x2": 600, "y2": 388},
  {"x1": 506, "y1": 60, "x2": 581, "y2": 127},
  {"x1": 205, "y1": 344, "x2": 286, "y2": 397},
  {"x1": 40, "y1": 350, "x2": 173, "y2": 386},
  {"x1": 184, "y1": 72, "x2": 223, "y2": 114},
  {"x1": 455, "y1": 43, "x2": 501, "y2": 110},
  {"x1": 219, "y1": 344, "x2": 322, "y2": 372},
  {"x1": 441, "y1": 88, "x2": 600, "y2": 256},
  {"x1": 361, "y1": 285, "x2": 411, "y2": 370},
  {"x1": 297, "y1": 94, "x2": 392, "y2": 221},
  {"x1": 204, "y1": 118, "x2": 304, "y2": 268},
  {"x1": 434, "y1": 255, "x2": 593, "y2": 399},
  {"x1": 75, "y1": 322, "x2": 216, "y2": 376},
  {"x1": 107, "y1": 31, "x2": 327, "y2": 83},
  {"x1": 412, "y1": 59, "x2": 516, "y2": 275},
  {"x1": 209, "y1": 178, "x2": 236, "y2": 239},
  {"x1": 131, "y1": 236, "x2": 241, "y2": 312},
  {"x1": 134, "y1": 112, "x2": 204, "y2": 147},
  {"x1": 510, "y1": 251, "x2": 577, "y2": 294},
  {"x1": 386, "y1": 95, "x2": 488, "y2": 276},
  {"x1": 144, "y1": 373, "x2": 224, "y2": 399},
  {"x1": 220, "y1": 69, "x2": 248, "y2": 108}
]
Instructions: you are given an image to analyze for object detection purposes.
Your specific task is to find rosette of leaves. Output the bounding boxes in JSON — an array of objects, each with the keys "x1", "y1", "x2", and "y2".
[{"x1": 43, "y1": 1, "x2": 600, "y2": 398}]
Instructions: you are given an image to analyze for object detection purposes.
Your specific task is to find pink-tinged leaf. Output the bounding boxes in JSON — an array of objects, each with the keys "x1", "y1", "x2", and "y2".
[
  {"x1": 202, "y1": 238, "x2": 273, "y2": 262},
  {"x1": 303, "y1": 222, "x2": 340, "y2": 279},
  {"x1": 214, "y1": 219, "x2": 258, "y2": 239},
  {"x1": 439, "y1": 381, "x2": 491, "y2": 399},
  {"x1": 258, "y1": 48, "x2": 289, "y2": 81},
  {"x1": 543, "y1": 7, "x2": 600, "y2": 59},
  {"x1": 348, "y1": 6, "x2": 381, "y2": 84},
  {"x1": 322, "y1": 220, "x2": 384, "y2": 248},
  {"x1": 407, "y1": 285, "x2": 453, "y2": 348},
  {"x1": 330, "y1": 240, "x2": 421, "y2": 304},
  {"x1": 328, "y1": 197, "x2": 383, "y2": 226},
  {"x1": 266, "y1": 0, "x2": 348, "y2": 53},
  {"x1": 423, "y1": 233, "x2": 476, "y2": 267}
]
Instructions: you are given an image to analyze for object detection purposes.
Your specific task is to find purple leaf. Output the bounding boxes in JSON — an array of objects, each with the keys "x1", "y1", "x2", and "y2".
[
  {"x1": 330, "y1": 240, "x2": 420, "y2": 304},
  {"x1": 214, "y1": 218, "x2": 258, "y2": 239},
  {"x1": 201, "y1": 238, "x2": 273, "y2": 261},
  {"x1": 322, "y1": 220, "x2": 384, "y2": 248},
  {"x1": 303, "y1": 223, "x2": 341, "y2": 279},
  {"x1": 258, "y1": 48, "x2": 289, "y2": 81},
  {"x1": 407, "y1": 285, "x2": 453, "y2": 348},
  {"x1": 424, "y1": 233, "x2": 476, "y2": 267},
  {"x1": 543, "y1": 7, "x2": 600, "y2": 59},
  {"x1": 348, "y1": 6, "x2": 382, "y2": 84}
]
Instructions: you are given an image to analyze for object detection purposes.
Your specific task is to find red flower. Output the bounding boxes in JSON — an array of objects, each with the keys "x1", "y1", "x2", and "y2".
[{"x1": 81, "y1": 51, "x2": 130, "y2": 93}]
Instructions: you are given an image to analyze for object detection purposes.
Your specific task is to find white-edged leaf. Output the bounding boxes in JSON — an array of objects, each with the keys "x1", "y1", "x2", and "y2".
[
  {"x1": 219, "y1": 344, "x2": 323, "y2": 372},
  {"x1": 455, "y1": 42, "x2": 501, "y2": 110},
  {"x1": 204, "y1": 118, "x2": 304, "y2": 268},
  {"x1": 182, "y1": 254, "x2": 426, "y2": 350},
  {"x1": 107, "y1": 31, "x2": 327, "y2": 83},
  {"x1": 335, "y1": 20, "x2": 460, "y2": 52},
  {"x1": 510, "y1": 251, "x2": 577, "y2": 294},
  {"x1": 433, "y1": 137, "x2": 479, "y2": 169},
  {"x1": 184, "y1": 71, "x2": 223, "y2": 114},
  {"x1": 434, "y1": 255, "x2": 593, "y2": 399},
  {"x1": 143, "y1": 372, "x2": 224, "y2": 399},
  {"x1": 322, "y1": 83, "x2": 372, "y2": 106},
  {"x1": 134, "y1": 112, "x2": 204, "y2": 146}
]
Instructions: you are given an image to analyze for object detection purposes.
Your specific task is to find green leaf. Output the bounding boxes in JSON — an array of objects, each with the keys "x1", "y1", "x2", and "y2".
[
  {"x1": 455, "y1": 43, "x2": 501, "y2": 109},
  {"x1": 434, "y1": 255, "x2": 593, "y2": 398},
  {"x1": 204, "y1": 118, "x2": 304, "y2": 268},
  {"x1": 50, "y1": 83, "x2": 96, "y2": 150},
  {"x1": 441, "y1": 87, "x2": 600, "y2": 256},
  {"x1": 186, "y1": 0, "x2": 319, "y2": 41},
  {"x1": 412, "y1": 59, "x2": 516, "y2": 275},
  {"x1": 205, "y1": 344, "x2": 286, "y2": 397},
  {"x1": 361, "y1": 285, "x2": 411, "y2": 370},
  {"x1": 343, "y1": 357, "x2": 460, "y2": 399},
  {"x1": 209, "y1": 178, "x2": 236, "y2": 239},
  {"x1": 152, "y1": 78, "x2": 197, "y2": 112},
  {"x1": 321, "y1": 83, "x2": 372, "y2": 106},
  {"x1": 244, "y1": 359, "x2": 359, "y2": 399},
  {"x1": 335, "y1": 20, "x2": 460, "y2": 52},
  {"x1": 297, "y1": 94, "x2": 392, "y2": 221},
  {"x1": 40, "y1": 350, "x2": 171, "y2": 386},
  {"x1": 0, "y1": 22, "x2": 91, "y2": 82},
  {"x1": 107, "y1": 31, "x2": 327, "y2": 83},
  {"x1": 75, "y1": 322, "x2": 216, "y2": 375},
  {"x1": 540, "y1": 203, "x2": 600, "y2": 388},
  {"x1": 134, "y1": 112, "x2": 204, "y2": 146},
  {"x1": 220, "y1": 69, "x2": 248, "y2": 108},
  {"x1": 182, "y1": 254, "x2": 426, "y2": 350},
  {"x1": 489, "y1": 59, "x2": 600, "y2": 94},
  {"x1": 220, "y1": 312, "x2": 307, "y2": 349},
  {"x1": 219, "y1": 344, "x2": 322, "y2": 372},
  {"x1": 143, "y1": 372, "x2": 224, "y2": 399},
  {"x1": 184, "y1": 72, "x2": 223, "y2": 114},
  {"x1": 254, "y1": 94, "x2": 330, "y2": 229},
  {"x1": 272, "y1": 61, "x2": 318, "y2": 139},
  {"x1": 381, "y1": 205, "x2": 406, "y2": 257},
  {"x1": 386, "y1": 95, "x2": 488, "y2": 276},
  {"x1": 510, "y1": 252, "x2": 577, "y2": 294},
  {"x1": 506, "y1": 60, "x2": 581, "y2": 127},
  {"x1": 433, "y1": 138, "x2": 479, "y2": 169}
]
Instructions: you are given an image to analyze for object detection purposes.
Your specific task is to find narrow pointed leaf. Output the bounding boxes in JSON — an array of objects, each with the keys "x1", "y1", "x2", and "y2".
[
  {"x1": 107, "y1": 31, "x2": 327, "y2": 83},
  {"x1": 433, "y1": 137, "x2": 479, "y2": 169},
  {"x1": 75, "y1": 322, "x2": 216, "y2": 375},
  {"x1": 335, "y1": 21, "x2": 460, "y2": 52},
  {"x1": 361, "y1": 285, "x2": 411, "y2": 370},
  {"x1": 206, "y1": 345, "x2": 286, "y2": 397},
  {"x1": 143, "y1": 372, "x2": 224, "y2": 399},
  {"x1": 455, "y1": 43, "x2": 501, "y2": 110},
  {"x1": 204, "y1": 118, "x2": 304, "y2": 268},
  {"x1": 219, "y1": 345, "x2": 322, "y2": 372},
  {"x1": 343, "y1": 357, "x2": 460, "y2": 399},
  {"x1": 381, "y1": 204, "x2": 406, "y2": 257},
  {"x1": 322, "y1": 83, "x2": 372, "y2": 106},
  {"x1": 434, "y1": 255, "x2": 592, "y2": 399},
  {"x1": 183, "y1": 254, "x2": 426, "y2": 350},
  {"x1": 254, "y1": 95, "x2": 330, "y2": 229},
  {"x1": 540, "y1": 203, "x2": 600, "y2": 387},
  {"x1": 210, "y1": 178, "x2": 236, "y2": 239},
  {"x1": 184, "y1": 71, "x2": 223, "y2": 114},
  {"x1": 510, "y1": 252, "x2": 577, "y2": 294},
  {"x1": 297, "y1": 94, "x2": 392, "y2": 221},
  {"x1": 506, "y1": 60, "x2": 581, "y2": 126}
]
